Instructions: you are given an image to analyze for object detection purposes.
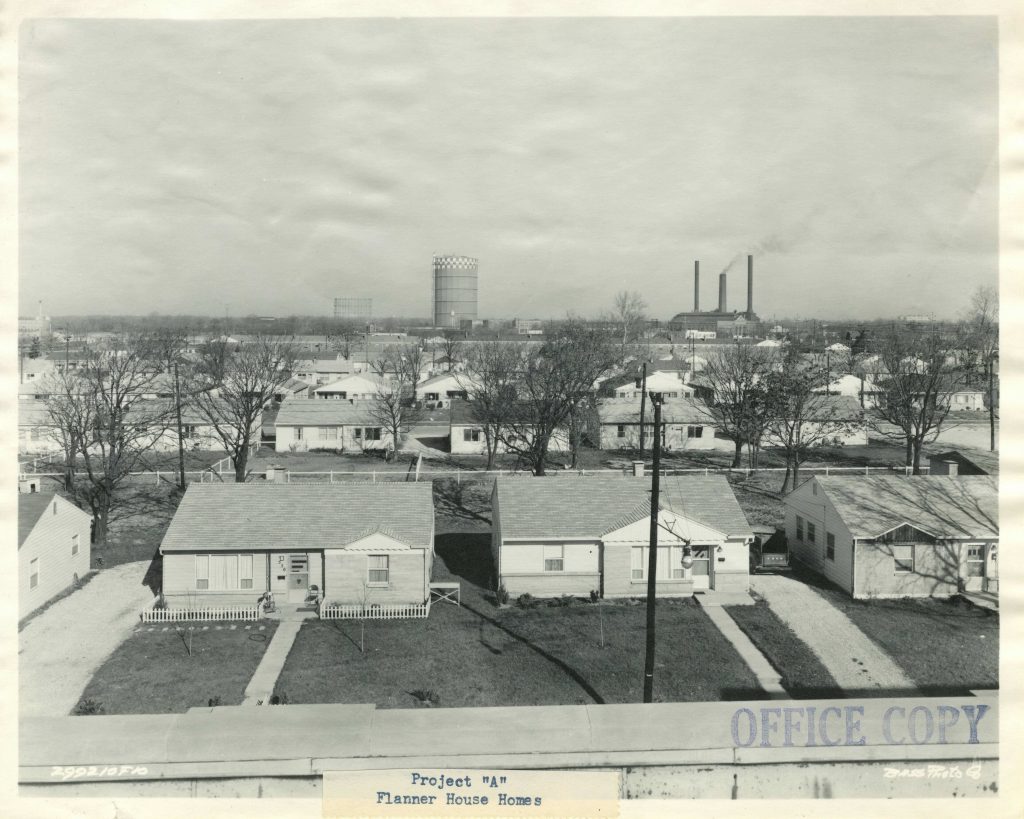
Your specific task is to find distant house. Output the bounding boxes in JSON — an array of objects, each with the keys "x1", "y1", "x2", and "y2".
[
  {"x1": 606, "y1": 369, "x2": 694, "y2": 399},
  {"x1": 492, "y1": 475, "x2": 753, "y2": 598},
  {"x1": 274, "y1": 400, "x2": 390, "y2": 452},
  {"x1": 313, "y1": 373, "x2": 390, "y2": 400},
  {"x1": 784, "y1": 475, "x2": 998, "y2": 598},
  {"x1": 159, "y1": 483, "x2": 434, "y2": 608},
  {"x1": 19, "y1": 356, "x2": 55, "y2": 384},
  {"x1": 19, "y1": 493, "x2": 92, "y2": 619},
  {"x1": 417, "y1": 371, "x2": 478, "y2": 406},
  {"x1": 448, "y1": 399, "x2": 570, "y2": 456},
  {"x1": 293, "y1": 357, "x2": 361, "y2": 386},
  {"x1": 813, "y1": 374, "x2": 882, "y2": 409},
  {"x1": 763, "y1": 395, "x2": 868, "y2": 447},
  {"x1": 274, "y1": 377, "x2": 310, "y2": 402},
  {"x1": 928, "y1": 451, "x2": 994, "y2": 476},
  {"x1": 596, "y1": 398, "x2": 718, "y2": 451}
]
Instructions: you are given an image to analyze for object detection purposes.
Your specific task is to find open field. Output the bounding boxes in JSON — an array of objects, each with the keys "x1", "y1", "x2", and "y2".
[{"x1": 78, "y1": 622, "x2": 279, "y2": 714}]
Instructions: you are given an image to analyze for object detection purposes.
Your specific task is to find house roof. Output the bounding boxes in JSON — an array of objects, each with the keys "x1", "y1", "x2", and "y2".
[
  {"x1": 294, "y1": 358, "x2": 355, "y2": 374},
  {"x1": 19, "y1": 493, "x2": 89, "y2": 546},
  {"x1": 314, "y1": 374, "x2": 389, "y2": 393},
  {"x1": 160, "y1": 483, "x2": 434, "y2": 553},
  {"x1": 496, "y1": 475, "x2": 752, "y2": 541},
  {"x1": 597, "y1": 397, "x2": 712, "y2": 425},
  {"x1": 275, "y1": 401, "x2": 381, "y2": 426},
  {"x1": 927, "y1": 449, "x2": 997, "y2": 476},
  {"x1": 802, "y1": 395, "x2": 864, "y2": 420},
  {"x1": 418, "y1": 371, "x2": 473, "y2": 389},
  {"x1": 811, "y1": 476, "x2": 998, "y2": 540}
]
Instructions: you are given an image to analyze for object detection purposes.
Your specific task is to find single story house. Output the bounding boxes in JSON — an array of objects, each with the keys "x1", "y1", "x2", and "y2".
[
  {"x1": 293, "y1": 357, "x2": 361, "y2": 386},
  {"x1": 492, "y1": 474, "x2": 753, "y2": 598},
  {"x1": 928, "y1": 450, "x2": 994, "y2": 476},
  {"x1": 273, "y1": 377, "x2": 310, "y2": 402},
  {"x1": 763, "y1": 395, "x2": 868, "y2": 447},
  {"x1": 784, "y1": 475, "x2": 998, "y2": 598},
  {"x1": 608, "y1": 369, "x2": 694, "y2": 399},
  {"x1": 274, "y1": 400, "x2": 391, "y2": 452},
  {"x1": 596, "y1": 397, "x2": 719, "y2": 451},
  {"x1": 417, "y1": 371, "x2": 479, "y2": 406},
  {"x1": 20, "y1": 356, "x2": 55, "y2": 384},
  {"x1": 19, "y1": 492, "x2": 92, "y2": 619},
  {"x1": 159, "y1": 482, "x2": 434, "y2": 607},
  {"x1": 449, "y1": 399, "x2": 570, "y2": 456},
  {"x1": 813, "y1": 374, "x2": 882, "y2": 409},
  {"x1": 313, "y1": 373, "x2": 390, "y2": 400}
]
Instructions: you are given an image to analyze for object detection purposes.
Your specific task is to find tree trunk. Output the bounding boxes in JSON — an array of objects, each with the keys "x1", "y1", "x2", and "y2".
[
  {"x1": 780, "y1": 463, "x2": 792, "y2": 494},
  {"x1": 905, "y1": 436, "x2": 913, "y2": 467},
  {"x1": 792, "y1": 457, "x2": 800, "y2": 491},
  {"x1": 731, "y1": 438, "x2": 743, "y2": 468},
  {"x1": 93, "y1": 503, "x2": 110, "y2": 551},
  {"x1": 988, "y1": 361, "x2": 996, "y2": 452},
  {"x1": 484, "y1": 432, "x2": 496, "y2": 471},
  {"x1": 911, "y1": 439, "x2": 923, "y2": 475},
  {"x1": 233, "y1": 445, "x2": 249, "y2": 482}
]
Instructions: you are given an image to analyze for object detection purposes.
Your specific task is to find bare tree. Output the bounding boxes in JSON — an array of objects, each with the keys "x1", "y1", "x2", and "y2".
[
  {"x1": 328, "y1": 321, "x2": 363, "y2": 360},
  {"x1": 763, "y1": 350, "x2": 858, "y2": 491},
  {"x1": 962, "y1": 286, "x2": 998, "y2": 452},
  {"x1": 366, "y1": 347, "x2": 423, "y2": 461},
  {"x1": 440, "y1": 331, "x2": 462, "y2": 372},
  {"x1": 43, "y1": 337, "x2": 176, "y2": 549},
  {"x1": 869, "y1": 329, "x2": 964, "y2": 474},
  {"x1": 460, "y1": 341, "x2": 524, "y2": 469},
  {"x1": 499, "y1": 322, "x2": 617, "y2": 475},
  {"x1": 693, "y1": 343, "x2": 775, "y2": 468},
  {"x1": 612, "y1": 290, "x2": 647, "y2": 354},
  {"x1": 191, "y1": 336, "x2": 297, "y2": 481}
]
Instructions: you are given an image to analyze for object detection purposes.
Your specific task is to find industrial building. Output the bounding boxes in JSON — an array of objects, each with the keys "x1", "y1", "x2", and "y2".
[
  {"x1": 432, "y1": 255, "x2": 478, "y2": 329},
  {"x1": 669, "y1": 255, "x2": 761, "y2": 338},
  {"x1": 333, "y1": 297, "x2": 372, "y2": 321}
]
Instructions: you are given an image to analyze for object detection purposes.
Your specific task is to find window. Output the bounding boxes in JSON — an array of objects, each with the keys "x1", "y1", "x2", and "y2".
[
  {"x1": 631, "y1": 547, "x2": 645, "y2": 580},
  {"x1": 893, "y1": 545, "x2": 914, "y2": 573},
  {"x1": 826, "y1": 532, "x2": 835, "y2": 561},
  {"x1": 368, "y1": 555, "x2": 389, "y2": 585},
  {"x1": 966, "y1": 546, "x2": 985, "y2": 577},
  {"x1": 687, "y1": 426, "x2": 704, "y2": 439},
  {"x1": 543, "y1": 545, "x2": 564, "y2": 572},
  {"x1": 807, "y1": 522, "x2": 816, "y2": 543},
  {"x1": 463, "y1": 428, "x2": 481, "y2": 442},
  {"x1": 182, "y1": 424, "x2": 197, "y2": 439},
  {"x1": 617, "y1": 424, "x2": 626, "y2": 438},
  {"x1": 72, "y1": 534, "x2": 80, "y2": 556},
  {"x1": 354, "y1": 427, "x2": 361, "y2": 439},
  {"x1": 318, "y1": 426, "x2": 338, "y2": 440},
  {"x1": 239, "y1": 554, "x2": 254, "y2": 589},
  {"x1": 670, "y1": 545, "x2": 685, "y2": 578},
  {"x1": 295, "y1": 426, "x2": 304, "y2": 441},
  {"x1": 796, "y1": 516, "x2": 804, "y2": 541},
  {"x1": 365, "y1": 427, "x2": 382, "y2": 441},
  {"x1": 29, "y1": 557, "x2": 39, "y2": 589},
  {"x1": 195, "y1": 555, "x2": 210, "y2": 589}
]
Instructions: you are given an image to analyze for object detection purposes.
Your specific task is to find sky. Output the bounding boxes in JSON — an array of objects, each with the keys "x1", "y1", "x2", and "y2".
[{"x1": 18, "y1": 16, "x2": 998, "y2": 321}]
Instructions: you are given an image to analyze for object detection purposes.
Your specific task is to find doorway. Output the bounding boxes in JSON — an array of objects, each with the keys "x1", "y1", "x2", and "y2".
[
  {"x1": 287, "y1": 554, "x2": 309, "y2": 602},
  {"x1": 963, "y1": 544, "x2": 986, "y2": 592}
]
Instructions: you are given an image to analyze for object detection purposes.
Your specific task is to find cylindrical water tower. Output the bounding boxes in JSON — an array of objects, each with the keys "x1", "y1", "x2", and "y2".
[{"x1": 432, "y1": 255, "x2": 478, "y2": 329}]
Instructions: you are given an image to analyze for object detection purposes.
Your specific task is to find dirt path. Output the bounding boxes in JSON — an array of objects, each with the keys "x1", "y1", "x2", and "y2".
[
  {"x1": 750, "y1": 574, "x2": 915, "y2": 693},
  {"x1": 19, "y1": 561, "x2": 155, "y2": 717}
]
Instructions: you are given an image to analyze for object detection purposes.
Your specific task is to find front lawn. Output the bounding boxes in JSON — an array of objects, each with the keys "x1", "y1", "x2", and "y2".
[
  {"x1": 793, "y1": 567, "x2": 998, "y2": 695},
  {"x1": 725, "y1": 601, "x2": 841, "y2": 698},
  {"x1": 273, "y1": 599, "x2": 763, "y2": 709},
  {"x1": 78, "y1": 622, "x2": 278, "y2": 714}
]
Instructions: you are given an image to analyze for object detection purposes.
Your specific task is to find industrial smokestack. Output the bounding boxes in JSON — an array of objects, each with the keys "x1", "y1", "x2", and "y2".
[
  {"x1": 747, "y1": 255, "x2": 754, "y2": 317},
  {"x1": 694, "y1": 261, "x2": 700, "y2": 312},
  {"x1": 718, "y1": 273, "x2": 727, "y2": 313}
]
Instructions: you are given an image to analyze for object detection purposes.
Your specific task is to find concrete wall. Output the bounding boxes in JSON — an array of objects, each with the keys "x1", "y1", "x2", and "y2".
[
  {"x1": 785, "y1": 480, "x2": 856, "y2": 595},
  {"x1": 323, "y1": 549, "x2": 428, "y2": 605},
  {"x1": 161, "y1": 552, "x2": 270, "y2": 607},
  {"x1": 19, "y1": 496, "x2": 92, "y2": 619}
]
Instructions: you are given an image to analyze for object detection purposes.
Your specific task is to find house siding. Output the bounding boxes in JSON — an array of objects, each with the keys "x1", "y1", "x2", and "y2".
[
  {"x1": 853, "y1": 540, "x2": 991, "y2": 599},
  {"x1": 275, "y1": 424, "x2": 392, "y2": 453},
  {"x1": 598, "y1": 423, "x2": 718, "y2": 451},
  {"x1": 784, "y1": 480, "x2": 856, "y2": 594},
  {"x1": 497, "y1": 540, "x2": 600, "y2": 597},
  {"x1": 323, "y1": 549, "x2": 428, "y2": 605},
  {"x1": 161, "y1": 551, "x2": 270, "y2": 606},
  {"x1": 19, "y1": 498, "x2": 92, "y2": 619},
  {"x1": 451, "y1": 425, "x2": 571, "y2": 455}
]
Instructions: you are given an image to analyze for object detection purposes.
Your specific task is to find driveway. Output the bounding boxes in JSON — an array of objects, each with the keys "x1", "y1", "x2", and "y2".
[
  {"x1": 19, "y1": 561, "x2": 155, "y2": 717},
  {"x1": 750, "y1": 573, "x2": 915, "y2": 693}
]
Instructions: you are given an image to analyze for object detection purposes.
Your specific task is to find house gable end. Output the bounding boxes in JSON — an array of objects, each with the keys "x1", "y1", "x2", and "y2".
[{"x1": 337, "y1": 530, "x2": 415, "y2": 552}]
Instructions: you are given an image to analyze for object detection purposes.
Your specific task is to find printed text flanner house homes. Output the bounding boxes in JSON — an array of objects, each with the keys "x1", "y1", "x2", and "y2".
[
  {"x1": 492, "y1": 475, "x2": 753, "y2": 598},
  {"x1": 159, "y1": 483, "x2": 435, "y2": 607},
  {"x1": 784, "y1": 475, "x2": 998, "y2": 598}
]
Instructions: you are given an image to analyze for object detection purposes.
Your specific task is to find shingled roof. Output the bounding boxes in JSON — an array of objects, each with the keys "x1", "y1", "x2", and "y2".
[
  {"x1": 19, "y1": 493, "x2": 89, "y2": 546},
  {"x1": 812, "y1": 476, "x2": 998, "y2": 540},
  {"x1": 597, "y1": 397, "x2": 712, "y2": 425},
  {"x1": 496, "y1": 475, "x2": 752, "y2": 540},
  {"x1": 160, "y1": 483, "x2": 434, "y2": 553},
  {"x1": 275, "y1": 401, "x2": 380, "y2": 426}
]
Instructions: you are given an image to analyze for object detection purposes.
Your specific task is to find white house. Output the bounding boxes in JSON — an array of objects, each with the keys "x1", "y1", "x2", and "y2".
[
  {"x1": 274, "y1": 400, "x2": 391, "y2": 452},
  {"x1": 612, "y1": 369, "x2": 694, "y2": 399},
  {"x1": 313, "y1": 373, "x2": 391, "y2": 401},
  {"x1": 19, "y1": 493, "x2": 92, "y2": 619},
  {"x1": 448, "y1": 399, "x2": 570, "y2": 456},
  {"x1": 492, "y1": 474, "x2": 753, "y2": 598},
  {"x1": 763, "y1": 395, "x2": 868, "y2": 447},
  {"x1": 813, "y1": 374, "x2": 882, "y2": 409},
  {"x1": 596, "y1": 398, "x2": 721, "y2": 451},
  {"x1": 417, "y1": 371, "x2": 480, "y2": 406},
  {"x1": 293, "y1": 357, "x2": 362, "y2": 386}
]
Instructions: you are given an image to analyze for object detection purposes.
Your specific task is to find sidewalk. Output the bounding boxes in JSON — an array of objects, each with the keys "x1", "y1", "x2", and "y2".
[
  {"x1": 696, "y1": 595, "x2": 787, "y2": 699},
  {"x1": 751, "y1": 574, "x2": 914, "y2": 692},
  {"x1": 241, "y1": 610, "x2": 313, "y2": 705}
]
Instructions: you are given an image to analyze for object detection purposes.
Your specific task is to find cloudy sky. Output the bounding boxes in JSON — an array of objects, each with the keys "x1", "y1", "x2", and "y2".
[{"x1": 19, "y1": 16, "x2": 997, "y2": 321}]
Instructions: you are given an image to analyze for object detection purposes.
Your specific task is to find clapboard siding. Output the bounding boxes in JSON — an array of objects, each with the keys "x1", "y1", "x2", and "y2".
[{"x1": 19, "y1": 496, "x2": 92, "y2": 619}]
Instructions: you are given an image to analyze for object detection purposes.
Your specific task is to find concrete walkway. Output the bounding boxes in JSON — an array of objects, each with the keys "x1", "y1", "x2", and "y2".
[
  {"x1": 20, "y1": 561, "x2": 155, "y2": 717},
  {"x1": 241, "y1": 610, "x2": 312, "y2": 705},
  {"x1": 697, "y1": 595, "x2": 787, "y2": 699},
  {"x1": 751, "y1": 574, "x2": 914, "y2": 692}
]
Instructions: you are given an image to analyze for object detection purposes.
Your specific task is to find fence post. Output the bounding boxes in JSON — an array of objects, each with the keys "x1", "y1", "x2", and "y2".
[
  {"x1": 458, "y1": 468, "x2": 461, "y2": 485},
  {"x1": 156, "y1": 470, "x2": 160, "y2": 486},
  {"x1": 866, "y1": 466, "x2": 869, "y2": 476},
  {"x1": 705, "y1": 468, "x2": 709, "y2": 477},
  {"x1": 373, "y1": 471, "x2": 376, "y2": 484},
  {"x1": 330, "y1": 470, "x2": 334, "y2": 484},
  {"x1": 825, "y1": 465, "x2": 830, "y2": 477}
]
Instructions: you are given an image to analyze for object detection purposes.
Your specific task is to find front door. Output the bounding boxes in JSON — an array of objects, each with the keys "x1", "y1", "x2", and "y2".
[
  {"x1": 287, "y1": 554, "x2": 309, "y2": 602},
  {"x1": 963, "y1": 544, "x2": 986, "y2": 592},
  {"x1": 691, "y1": 545, "x2": 711, "y2": 591}
]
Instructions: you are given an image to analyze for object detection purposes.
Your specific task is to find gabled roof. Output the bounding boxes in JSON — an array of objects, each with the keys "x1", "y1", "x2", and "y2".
[
  {"x1": 275, "y1": 401, "x2": 380, "y2": 426},
  {"x1": 496, "y1": 475, "x2": 752, "y2": 541},
  {"x1": 418, "y1": 371, "x2": 474, "y2": 389},
  {"x1": 809, "y1": 476, "x2": 998, "y2": 540},
  {"x1": 19, "y1": 493, "x2": 89, "y2": 546},
  {"x1": 314, "y1": 373, "x2": 389, "y2": 392},
  {"x1": 160, "y1": 483, "x2": 434, "y2": 553},
  {"x1": 597, "y1": 397, "x2": 712, "y2": 425},
  {"x1": 802, "y1": 395, "x2": 864, "y2": 421}
]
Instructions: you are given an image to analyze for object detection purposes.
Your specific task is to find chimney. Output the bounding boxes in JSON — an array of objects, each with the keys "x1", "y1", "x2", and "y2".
[
  {"x1": 718, "y1": 273, "x2": 727, "y2": 312},
  {"x1": 693, "y1": 261, "x2": 700, "y2": 312},
  {"x1": 747, "y1": 255, "x2": 754, "y2": 317},
  {"x1": 945, "y1": 461, "x2": 959, "y2": 477},
  {"x1": 632, "y1": 461, "x2": 645, "y2": 478},
  {"x1": 266, "y1": 465, "x2": 289, "y2": 482}
]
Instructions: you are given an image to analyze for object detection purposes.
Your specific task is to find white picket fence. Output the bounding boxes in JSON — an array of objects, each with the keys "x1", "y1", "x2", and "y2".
[
  {"x1": 319, "y1": 601, "x2": 430, "y2": 620},
  {"x1": 140, "y1": 606, "x2": 261, "y2": 623}
]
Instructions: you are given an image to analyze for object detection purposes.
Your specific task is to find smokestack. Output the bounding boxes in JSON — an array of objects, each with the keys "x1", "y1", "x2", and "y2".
[
  {"x1": 747, "y1": 255, "x2": 754, "y2": 317},
  {"x1": 718, "y1": 273, "x2": 727, "y2": 312},
  {"x1": 693, "y1": 261, "x2": 700, "y2": 312}
]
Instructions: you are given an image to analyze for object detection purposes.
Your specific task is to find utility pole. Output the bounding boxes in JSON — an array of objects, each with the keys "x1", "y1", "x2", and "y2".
[
  {"x1": 642, "y1": 393, "x2": 663, "y2": 704},
  {"x1": 638, "y1": 363, "x2": 648, "y2": 460},
  {"x1": 174, "y1": 361, "x2": 187, "y2": 490}
]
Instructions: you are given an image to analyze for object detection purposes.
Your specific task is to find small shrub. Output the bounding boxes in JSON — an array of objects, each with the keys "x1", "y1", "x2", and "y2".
[
  {"x1": 495, "y1": 585, "x2": 509, "y2": 606},
  {"x1": 74, "y1": 699, "x2": 105, "y2": 716},
  {"x1": 589, "y1": 589, "x2": 600, "y2": 603},
  {"x1": 547, "y1": 595, "x2": 577, "y2": 608},
  {"x1": 410, "y1": 689, "x2": 440, "y2": 707},
  {"x1": 208, "y1": 696, "x2": 222, "y2": 707},
  {"x1": 516, "y1": 593, "x2": 539, "y2": 610},
  {"x1": 269, "y1": 691, "x2": 289, "y2": 705}
]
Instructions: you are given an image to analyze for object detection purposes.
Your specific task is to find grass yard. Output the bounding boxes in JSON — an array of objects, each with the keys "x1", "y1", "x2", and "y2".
[
  {"x1": 791, "y1": 566, "x2": 999, "y2": 695},
  {"x1": 98, "y1": 483, "x2": 183, "y2": 573},
  {"x1": 725, "y1": 602, "x2": 842, "y2": 698},
  {"x1": 274, "y1": 599, "x2": 763, "y2": 709},
  {"x1": 78, "y1": 622, "x2": 279, "y2": 714}
]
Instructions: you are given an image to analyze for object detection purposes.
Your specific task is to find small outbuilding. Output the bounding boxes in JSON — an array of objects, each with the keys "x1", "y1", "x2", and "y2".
[{"x1": 19, "y1": 493, "x2": 92, "y2": 619}]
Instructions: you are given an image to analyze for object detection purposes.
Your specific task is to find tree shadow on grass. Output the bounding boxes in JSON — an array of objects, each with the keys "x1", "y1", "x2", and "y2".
[
  {"x1": 434, "y1": 532, "x2": 494, "y2": 590},
  {"x1": 142, "y1": 548, "x2": 162, "y2": 597},
  {"x1": 432, "y1": 479, "x2": 492, "y2": 528}
]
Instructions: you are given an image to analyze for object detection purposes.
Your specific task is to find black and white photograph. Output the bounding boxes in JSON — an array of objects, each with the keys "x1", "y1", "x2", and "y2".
[{"x1": 6, "y1": 3, "x2": 1019, "y2": 816}]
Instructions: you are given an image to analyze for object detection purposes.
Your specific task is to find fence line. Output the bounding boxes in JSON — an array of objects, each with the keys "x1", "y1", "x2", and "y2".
[
  {"x1": 140, "y1": 606, "x2": 261, "y2": 623},
  {"x1": 319, "y1": 601, "x2": 430, "y2": 620}
]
